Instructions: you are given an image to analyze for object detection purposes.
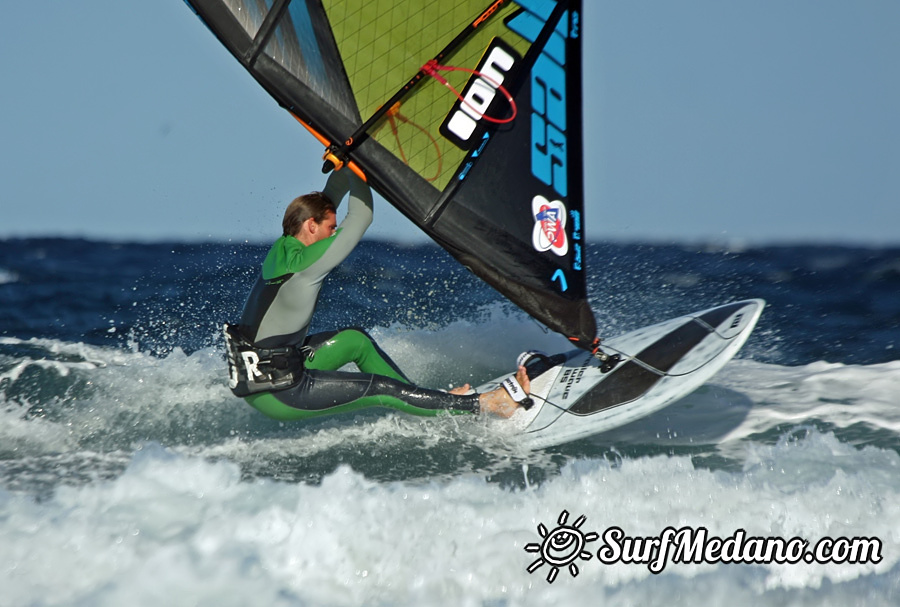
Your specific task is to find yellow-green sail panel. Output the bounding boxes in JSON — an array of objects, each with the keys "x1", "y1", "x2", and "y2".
[{"x1": 323, "y1": 1, "x2": 529, "y2": 189}]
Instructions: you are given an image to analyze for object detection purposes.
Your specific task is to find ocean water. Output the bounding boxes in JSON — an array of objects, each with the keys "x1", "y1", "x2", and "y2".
[{"x1": 2, "y1": 237, "x2": 899, "y2": 605}]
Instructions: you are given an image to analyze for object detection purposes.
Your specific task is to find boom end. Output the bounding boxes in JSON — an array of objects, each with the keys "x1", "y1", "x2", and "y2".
[{"x1": 322, "y1": 148, "x2": 343, "y2": 174}]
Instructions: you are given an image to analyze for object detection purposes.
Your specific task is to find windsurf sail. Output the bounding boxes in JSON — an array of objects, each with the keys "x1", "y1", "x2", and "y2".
[{"x1": 183, "y1": 0, "x2": 600, "y2": 351}]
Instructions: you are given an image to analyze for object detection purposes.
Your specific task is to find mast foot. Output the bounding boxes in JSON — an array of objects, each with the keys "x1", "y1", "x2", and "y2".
[{"x1": 592, "y1": 345, "x2": 621, "y2": 373}]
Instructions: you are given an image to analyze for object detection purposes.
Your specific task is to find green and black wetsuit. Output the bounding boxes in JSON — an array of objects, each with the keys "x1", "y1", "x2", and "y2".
[{"x1": 228, "y1": 170, "x2": 480, "y2": 420}]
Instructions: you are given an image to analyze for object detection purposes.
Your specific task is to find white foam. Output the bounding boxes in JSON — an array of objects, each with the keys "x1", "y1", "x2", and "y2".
[
  {"x1": 1, "y1": 434, "x2": 897, "y2": 605},
  {"x1": 590, "y1": 358, "x2": 900, "y2": 457},
  {"x1": 716, "y1": 359, "x2": 900, "y2": 439},
  {"x1": 0, "y1": 406, "x2": 77, "y2": 456},
  {"x1": 0, "y1": 335, "x2": 137, "y2": 367},
  {"x1": 5, "y1": 334, "x2": 900, "y2": 602},
  {"x1": 1, "y1": 338, "x2": 251, "y2": 453},
  {"x1": 368, "y1": 308, "x2": 571, "y2": 389}
]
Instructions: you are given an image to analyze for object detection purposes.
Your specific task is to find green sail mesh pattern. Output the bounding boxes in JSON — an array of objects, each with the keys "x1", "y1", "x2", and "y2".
[{"x1": 322, "y1": 1, "x2": 529, "y2": 189}]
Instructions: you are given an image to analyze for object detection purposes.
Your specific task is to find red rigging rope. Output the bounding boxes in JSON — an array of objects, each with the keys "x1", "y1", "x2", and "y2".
[
  {"x1": 421, "y1": 60, "x2": 518, "y2": 124},
  {"x1": 384, "y1": 102, "x2": 444, "y2": 183},
  {"x1": 374, "y1": 59, "x2": 518, "y2": 182}
]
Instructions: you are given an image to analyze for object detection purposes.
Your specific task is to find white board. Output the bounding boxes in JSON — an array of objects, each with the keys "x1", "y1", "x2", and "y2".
[{"x1": 478, "y1": 299, "x2": 765, "y2": 449}]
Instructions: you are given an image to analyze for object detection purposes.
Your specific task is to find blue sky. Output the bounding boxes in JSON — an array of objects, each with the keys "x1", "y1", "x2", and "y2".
[{"x1": 1, "y1": 1, "x2": 898, "y2": 245}]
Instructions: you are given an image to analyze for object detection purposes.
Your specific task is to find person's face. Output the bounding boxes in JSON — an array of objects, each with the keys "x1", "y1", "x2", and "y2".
[{"x1": 311, "y1": 211, "x2": 337, "y2": 243}]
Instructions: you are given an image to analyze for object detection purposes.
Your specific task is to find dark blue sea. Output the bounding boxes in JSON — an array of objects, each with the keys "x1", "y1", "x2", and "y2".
[{"x1": 2, "y1": 237, "x2": 899, "y2": 604}]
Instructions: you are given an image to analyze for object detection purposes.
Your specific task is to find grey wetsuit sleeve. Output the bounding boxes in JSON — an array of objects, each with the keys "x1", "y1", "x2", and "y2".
[
  {"x1": 241, "y1": 171, "x2": 373, "y2": 348},
  {"x1": 307, "y1": 170, "x2": 373, "y2": 276}
]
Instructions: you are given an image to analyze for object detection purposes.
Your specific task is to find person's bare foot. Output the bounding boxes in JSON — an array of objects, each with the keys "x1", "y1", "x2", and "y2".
[{"x1": 478, "y1": 365, "x2": 530, "y2": 418}]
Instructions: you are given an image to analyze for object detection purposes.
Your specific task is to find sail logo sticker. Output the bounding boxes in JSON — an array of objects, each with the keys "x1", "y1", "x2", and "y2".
[
  {"x1": 505, "y1": 4, "x2": 572, "y2": 198},
  {"x1": 530, "y1": 53, "x2": 567, "y2": 197},
  {"x1": 532, "y1": 196, "x2": 568, "y2": 256},
  {"x1": 440, "y1": 39, "x2": 520, "y2": 150}
]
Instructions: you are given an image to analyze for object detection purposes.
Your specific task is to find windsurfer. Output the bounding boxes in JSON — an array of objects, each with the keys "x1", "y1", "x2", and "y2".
[{"x1": 225, "y1": 169, "x2": 530, "y2": 421}]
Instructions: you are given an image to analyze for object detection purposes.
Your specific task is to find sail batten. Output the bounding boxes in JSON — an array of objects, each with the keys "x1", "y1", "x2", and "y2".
[{"x1": 184, "y1": 0, "x2": 598, "y2": 348}]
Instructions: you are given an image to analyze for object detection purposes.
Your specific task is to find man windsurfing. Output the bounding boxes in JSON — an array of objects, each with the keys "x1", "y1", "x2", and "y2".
[{"x1": 224, "y1": 169, "x2": 531, "y2": 420}]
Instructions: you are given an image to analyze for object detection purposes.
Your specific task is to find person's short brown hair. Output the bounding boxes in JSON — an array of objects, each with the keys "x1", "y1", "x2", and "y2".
[{"x1": 282, "y1": 192, "x2": 336, "y2": 236}]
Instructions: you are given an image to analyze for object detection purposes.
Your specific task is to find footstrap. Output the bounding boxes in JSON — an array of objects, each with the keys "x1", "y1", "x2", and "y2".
[{"x1": 501, "y1": 376, "x2": 534, "y2": 410}]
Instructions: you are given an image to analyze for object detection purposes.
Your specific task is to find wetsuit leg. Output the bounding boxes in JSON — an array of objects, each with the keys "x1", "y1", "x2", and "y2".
[
  {"x1": 303, "y1": 328, "x2": 410, "y2": 383},
  {"x1": 243, "y1": 327, "x2": 480, "y2": 420},
  {"x1": 244, "y1": 369, "x2": 480, "y2": 421}
]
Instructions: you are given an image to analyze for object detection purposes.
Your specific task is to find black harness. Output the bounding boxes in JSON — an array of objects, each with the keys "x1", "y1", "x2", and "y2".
[{"x1": 223, "y1": 324, "x2": 304, "y2": 397}]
